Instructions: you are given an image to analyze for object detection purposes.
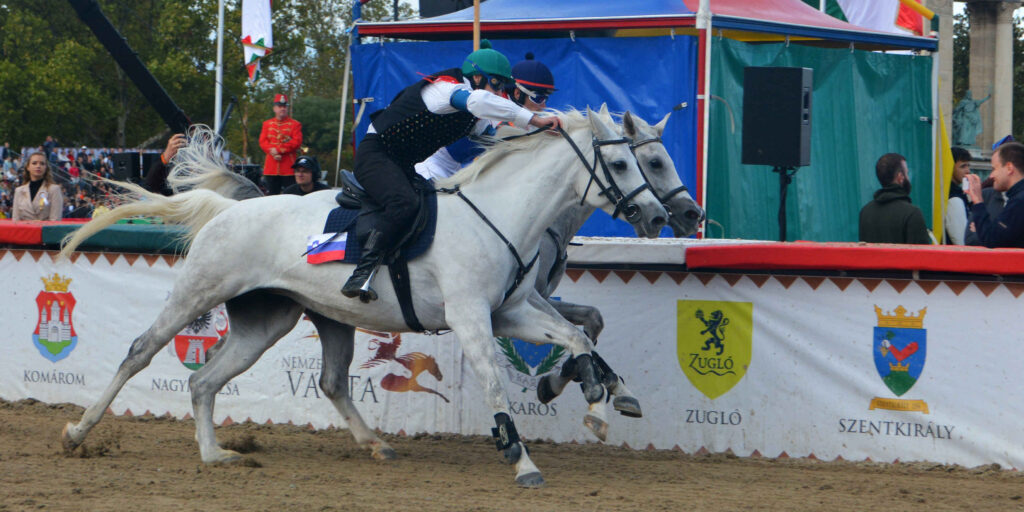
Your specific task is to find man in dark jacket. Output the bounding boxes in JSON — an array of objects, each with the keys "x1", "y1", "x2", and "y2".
[
  {"x1": 859, "y1": 153, "x2": 931, "y2": 244},
  {"x1": 963, "y1": 142, "x2": 1024, "y2": 248}
]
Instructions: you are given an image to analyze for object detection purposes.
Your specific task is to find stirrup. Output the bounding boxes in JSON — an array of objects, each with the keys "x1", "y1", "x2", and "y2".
[{"x1": 357, "y1": 267, "x2": 379, "y2": 302}]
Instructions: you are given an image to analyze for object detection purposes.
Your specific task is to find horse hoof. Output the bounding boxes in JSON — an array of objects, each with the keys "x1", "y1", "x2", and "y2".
[
  {"x1": 206, "y1": 449, "x2": 243, "y2": 465},
  {"x1": 61, "y1": 423, "x2": 81, "y2": 451},
  {"x1": 515, "y1": 472, "x2": 545, "y2": 488},
  {"x1": 372, "y1": 445, "x2": 397, "y2": 460},
  {"x1": 613, "y1": 396, "x2": 643, "y2": 418},
  {"x1": 583, "y1": 413, "x2": 609, "y2": 442}
]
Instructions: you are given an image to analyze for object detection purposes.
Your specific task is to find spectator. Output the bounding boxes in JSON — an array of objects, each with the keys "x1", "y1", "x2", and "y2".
[
  {"x1": 43, "y1": 136, "x2": 57, "y2": 163},
  {"x1": 68, "y1": 160, "x2": 81, "y2": 185},
  {"x1": 12, "y1": 152, "x2": 64, "y2": 221},
  {"x1": 858, "y1": 153, "x2": 931, "y2": 244},
  {"x1": 944, "y1": 146, "x2": 972, "y2": 244},
  {"x1": 282, "y1": 156, "x2": 329, "y2": 196},
  {"x1": 259, "y1": 93, "x2": 303, "y2": 195},
  {"x1": 963, "y1": 176, "x2": 1007, "y2": 248},
  {"x1": 964, "y1": 141, "x2": 1024, "y2": 248},
  {"x1": 0, "y1": 141, "x2": 9, "y2": 161},
  {"x1": 144, "y1": 133, "x2": 186, "y2": 196}
]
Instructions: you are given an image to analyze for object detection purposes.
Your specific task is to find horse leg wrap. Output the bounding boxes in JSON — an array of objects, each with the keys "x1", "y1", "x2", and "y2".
[
  {"x1": 593, "y1": 351, "x2": 618, "y2": 389},
  {"x1": 574, "y1": 354, "x2": 604, "y2": 404},
  {"x1": 492, "y1": 413, "x2": 520, "y2": 451}
]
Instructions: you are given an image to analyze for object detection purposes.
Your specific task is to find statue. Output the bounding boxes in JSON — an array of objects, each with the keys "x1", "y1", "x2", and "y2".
[{"x1": 952, "y1": 90, "x2": 991, "y2": 147}]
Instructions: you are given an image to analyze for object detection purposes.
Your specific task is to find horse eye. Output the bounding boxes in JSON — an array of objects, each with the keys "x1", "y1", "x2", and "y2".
[
  {"x1": 648, "y1": 158, "x2": 663, "y2": 170},
  {"x1": 611, "y1": 160, "x2": 628, "y2": 173}
]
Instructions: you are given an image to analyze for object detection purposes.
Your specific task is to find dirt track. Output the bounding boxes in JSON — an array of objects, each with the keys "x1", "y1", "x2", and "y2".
[{"x1": 2, "y1": 398, "x2": 1023, "y2": 511}]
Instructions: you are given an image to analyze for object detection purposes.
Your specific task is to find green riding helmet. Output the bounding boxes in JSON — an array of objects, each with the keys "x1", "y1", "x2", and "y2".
[{"x1": 460, "y1": 39, "x2": 513, "y2": 88}]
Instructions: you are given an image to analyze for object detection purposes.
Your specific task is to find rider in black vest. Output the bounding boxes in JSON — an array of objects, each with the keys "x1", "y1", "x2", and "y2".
[{"x1": 342, "y1": 41, "x2": 561, "y2": 302}]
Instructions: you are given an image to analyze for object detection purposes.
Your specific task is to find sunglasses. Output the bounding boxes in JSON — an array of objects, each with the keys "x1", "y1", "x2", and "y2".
[
  {"x1": 470, "y1": 61, "x2": 513, "y2": 90},
  {"x1": 515, "y1": 82, "x2": 550, "y2": 104}
]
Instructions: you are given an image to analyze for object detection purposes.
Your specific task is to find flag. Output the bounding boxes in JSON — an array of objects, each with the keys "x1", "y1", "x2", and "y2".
[
  {"x1": 828, "y1": 0, "x2": 927, "y2": 35},
  {"x1": 306, "y1": 233, "x2": 348, "y2": 264},
  {"x1": 241, "y1": 0, "x2": 273, "y2": 83},
  {"x1": 933, "y1": 106, "x2": 953, "y2": 244}
]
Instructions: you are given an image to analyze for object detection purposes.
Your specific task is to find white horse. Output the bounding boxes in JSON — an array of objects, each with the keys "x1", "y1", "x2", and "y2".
[
  {"x1": 59, "y1": 109, "x2": 667, "y2": 488},
  {"x1": 531, "y1": 108, "x2": 704, "y2": 416},
  {"x1": 170, "y1": 107, "x2": 703, "y2": 422}
]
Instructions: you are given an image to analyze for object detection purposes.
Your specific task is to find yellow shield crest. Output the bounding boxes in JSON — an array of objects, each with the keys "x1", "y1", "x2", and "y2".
[{"x1": 676, "y1": 300, "x2": 753, "y2": 399}]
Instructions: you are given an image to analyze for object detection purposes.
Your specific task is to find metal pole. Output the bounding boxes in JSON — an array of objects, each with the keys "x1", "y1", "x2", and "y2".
[
  {"x1": 334, "y1": 35, "x2": 352, "y2": 186},
  {"x1": 214, "y1": 0, "x2": 225, "y2": 133},
  {"x1": 473, "y1": 0, "x2": 480, "y2": 50}
]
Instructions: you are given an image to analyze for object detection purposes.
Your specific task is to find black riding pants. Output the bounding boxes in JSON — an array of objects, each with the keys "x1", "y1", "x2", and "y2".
[{"x1": 353, "y1": 134, "x2": 419, "y2": 248}]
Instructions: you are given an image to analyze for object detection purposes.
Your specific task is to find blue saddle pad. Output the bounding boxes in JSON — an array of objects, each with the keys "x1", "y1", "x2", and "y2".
[{"x1": 309, "y1": 192, "x2": 437, "y2": 264}]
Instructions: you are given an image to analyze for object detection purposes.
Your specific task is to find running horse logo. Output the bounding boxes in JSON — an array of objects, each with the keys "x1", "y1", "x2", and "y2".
[
  {"x1": 358, "y1": 330, "x2": 449, "y2": 402},
  {"x1": 695, "y1": 309, "x2": 729, "y2": 355}
]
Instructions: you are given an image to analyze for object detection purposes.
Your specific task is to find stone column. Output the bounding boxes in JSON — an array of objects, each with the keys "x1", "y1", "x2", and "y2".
[
  {"x1": 925, "y1": 0, "x2": 954, "y2": 131},
  {"x1": 966, "y1": 0, "x2": 1019, "y2": 150}
]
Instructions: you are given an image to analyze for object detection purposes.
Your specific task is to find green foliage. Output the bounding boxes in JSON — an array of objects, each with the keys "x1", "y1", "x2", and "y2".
[{"x1": 0, "y1": 0, "x2": 413, "y2": 175}]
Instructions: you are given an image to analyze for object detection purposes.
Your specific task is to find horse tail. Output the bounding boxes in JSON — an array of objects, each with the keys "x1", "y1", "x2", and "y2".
[
  {"x1": 166, "y1": 125, "x2": 264, "y2": 201},
  {"x1": 59, "y1": 181, "x2": 237, "y2": 259}
]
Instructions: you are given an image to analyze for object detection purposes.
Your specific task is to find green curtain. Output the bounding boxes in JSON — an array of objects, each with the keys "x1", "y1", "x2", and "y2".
[{"x1": 707, "y1": 38, "x2": 933, "y2": 241}]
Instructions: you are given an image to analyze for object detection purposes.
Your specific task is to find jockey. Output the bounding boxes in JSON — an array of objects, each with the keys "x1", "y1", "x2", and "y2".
[
  {"x1": 414, "y1": 53, "x2": 557, "y2": 182},
  {"x1": 506, "y1": 53, "x2": 556, "y2": 111},
  {"x1": 343, "y1": 41, "x2": 562, "y2": 301}
]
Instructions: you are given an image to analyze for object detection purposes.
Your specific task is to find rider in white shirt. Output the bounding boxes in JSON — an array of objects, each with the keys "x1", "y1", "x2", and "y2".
[
  {"x1": 342, "y1": 41, "x2": 561, "y2": 301},
  {"x1": 414, "y1": 53, "x2": 557, "y2": 182}
]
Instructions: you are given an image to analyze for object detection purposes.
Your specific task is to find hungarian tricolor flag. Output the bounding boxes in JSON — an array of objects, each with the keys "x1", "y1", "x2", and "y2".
[
  {"x1": 814, "y1": 0, "x2": 928, "y2": 36},
  {"x1": 241, "y1": 0, "x2": 273, "y2": 82}
]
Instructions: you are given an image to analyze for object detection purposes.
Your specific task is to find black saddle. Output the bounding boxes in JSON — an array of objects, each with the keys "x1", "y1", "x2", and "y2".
[{"x1": 333, "y1": 170, "x2": 436, "y2": 331}]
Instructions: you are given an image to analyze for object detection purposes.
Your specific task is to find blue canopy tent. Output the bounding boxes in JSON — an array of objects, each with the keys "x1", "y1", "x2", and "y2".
[{"x1": 353, "y1": 0, "x2": 938, "y2": 239}]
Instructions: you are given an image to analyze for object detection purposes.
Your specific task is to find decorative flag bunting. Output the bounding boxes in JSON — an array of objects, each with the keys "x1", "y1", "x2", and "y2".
[{"x1": 241, "y1": 0, "x2": 273, "y2": 82}]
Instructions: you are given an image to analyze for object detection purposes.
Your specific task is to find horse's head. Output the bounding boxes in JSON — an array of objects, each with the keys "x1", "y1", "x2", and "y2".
[
  {"x1": 580, "y1": 107, "x2": 668, "y2": 238},
  {"x1": 621, "y1": 111, "x2": 705, "y2": 238}
]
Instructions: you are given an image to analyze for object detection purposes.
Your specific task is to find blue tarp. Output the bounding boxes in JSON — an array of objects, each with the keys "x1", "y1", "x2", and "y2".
[{"x1": 352, "y1": 36, "x2": 697, "y2": 237}]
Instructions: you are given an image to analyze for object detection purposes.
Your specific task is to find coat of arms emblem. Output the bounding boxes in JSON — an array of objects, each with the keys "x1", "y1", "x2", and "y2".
[
  {"x1": 870, "y1": 305, "x2": 929, "y2": 413},
  {"x1": 33, "y1": 273, "x2": 78, "y2": 362},
  {"x1": 676, "y1": 300, "x2": 753, "y2": 399},
  {"x1": 173, "y1": 304, "x2": 229, "y2": 370}
]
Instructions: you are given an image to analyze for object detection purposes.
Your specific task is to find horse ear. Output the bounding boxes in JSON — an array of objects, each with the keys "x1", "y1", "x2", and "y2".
[
  {"x1": 654, "y1": 112, "x2": 671, "y2": 135},
  {"x1": 587, "y1": 107, "x2": 615, "y2": 138},
  {"x1": 599, "y1": 103, "x2": 610, "y2": 116},
  {"x1": 623, "y1": 111, "x2": 637, "y2": 138}
]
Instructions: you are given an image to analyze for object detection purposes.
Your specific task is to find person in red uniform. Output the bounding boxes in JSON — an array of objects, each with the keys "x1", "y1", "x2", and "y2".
[{"x1": 259, "y1": 93, "x2": 303, "y2": 194}]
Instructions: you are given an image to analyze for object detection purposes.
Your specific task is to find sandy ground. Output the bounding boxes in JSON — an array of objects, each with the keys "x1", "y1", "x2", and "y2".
[{"x1": 2, "y1": 398, "x2": 1023, "y2": 512}]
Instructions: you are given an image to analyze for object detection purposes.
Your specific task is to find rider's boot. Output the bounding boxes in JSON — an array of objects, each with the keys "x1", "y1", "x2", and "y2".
[{"x1": 342, "y1": 229, "x2": 387, "y2": 302}]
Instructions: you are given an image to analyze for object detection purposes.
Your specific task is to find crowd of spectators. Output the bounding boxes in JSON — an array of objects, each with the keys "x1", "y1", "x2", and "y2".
[{"x1": 0, "y1": 138, "x2": 160, "y2": 220}]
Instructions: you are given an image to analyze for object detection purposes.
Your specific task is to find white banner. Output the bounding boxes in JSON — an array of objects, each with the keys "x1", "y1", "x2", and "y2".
[{"x1": 2, "y1": 247, "x2": 1022, "y2": 468}]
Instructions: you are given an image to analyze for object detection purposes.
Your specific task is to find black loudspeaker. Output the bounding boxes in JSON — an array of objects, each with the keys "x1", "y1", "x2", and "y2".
[
  {"x1": 232, "y1": 164, "x2": 263, "y2": 188},
  {"x1": 141, "y1": 153, "x2": 159, "y2": 178},
  {"x1": 111, "y1": 152, "x2": 141, "y2": 182},
  {"x1": 420, "y1": 0, "x2": 478, "y2": 18},
  {"x1": 741, "y1": 67, "x2": 813, "y2": 168}
]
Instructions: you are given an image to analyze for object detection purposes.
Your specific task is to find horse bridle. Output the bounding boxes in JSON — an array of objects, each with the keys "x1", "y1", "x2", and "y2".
[
  {"x1": 555, "y1": 126, "x2": 651, "y2": 222},
  {"x1": 628, "y1": 135, "x2": 691, "y2": 205}
]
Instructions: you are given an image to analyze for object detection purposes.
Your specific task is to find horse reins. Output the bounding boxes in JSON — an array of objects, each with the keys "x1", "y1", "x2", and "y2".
[
  {"x1": 434, "y1": 122, "x2": 656, "y2": 304},
  {"x1": 628, "y1": 135, "x2": 690, "y2": 205},
  {"x1": 555, "y1": 126, "x2": 651, "y2": 222}
]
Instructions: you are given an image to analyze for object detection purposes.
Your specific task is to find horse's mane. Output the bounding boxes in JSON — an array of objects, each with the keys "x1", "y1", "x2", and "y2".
[{"x1": 435, "y1": 108, "x2": 589, "y2": 188}]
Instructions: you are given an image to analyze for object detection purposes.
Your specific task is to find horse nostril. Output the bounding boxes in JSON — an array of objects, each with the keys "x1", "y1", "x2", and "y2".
[
  {"x1": 685, "y1": 209, "x2": 700, "y2": 220},
  {"x1": 652, "y1": 216, "x2": 667, "y2": 227},
  {"x1": 624, "y1": 204, "x2": 641, "y2": 221}
]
